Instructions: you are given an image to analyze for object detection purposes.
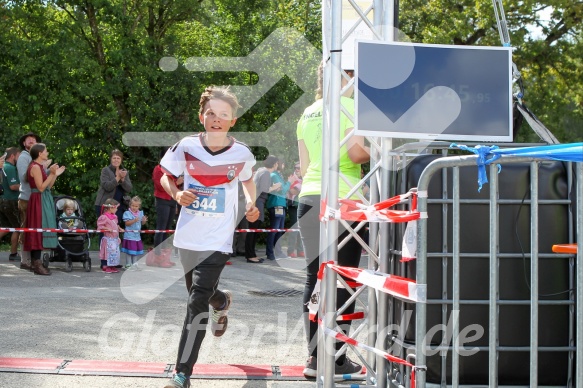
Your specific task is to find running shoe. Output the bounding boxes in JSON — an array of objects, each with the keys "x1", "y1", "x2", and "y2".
[
  {"x1": 303, "y1": 356, "x2": 317, "y2": 378},
  {"x1": 334, "y1": 357, "x2": 364, "y2": 380},
  {"x1": 302, "y1": 356, "x2": 364, "y2": 380},
  {"x1": 211, "y1": 290, "x2": 232, "y2": 337},
  {"x1": 163, "y1": 372, "x2": 190, "y2": 388}
]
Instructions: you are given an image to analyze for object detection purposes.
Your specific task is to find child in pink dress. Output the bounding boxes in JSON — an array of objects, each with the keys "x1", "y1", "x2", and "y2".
[{"x1": 97, "y1": 198, "x2": 124, "y2": 273}]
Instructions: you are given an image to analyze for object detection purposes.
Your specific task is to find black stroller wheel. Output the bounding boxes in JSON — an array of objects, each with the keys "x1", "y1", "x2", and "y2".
[
  {"x1": 83, "y1": 258, "x2": 92, "y2": 272},
  {"x1": 42, "y1": 253, "x2": 50, "y2": 269}
]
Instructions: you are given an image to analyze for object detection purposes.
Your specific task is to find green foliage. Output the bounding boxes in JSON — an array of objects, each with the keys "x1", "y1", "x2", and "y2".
[
  {"x1": 398, "y1": 0, "x2": 583, "y2": 143},
  {"x1": 0, "y1": 0, "x2": 322, "y2": 227}
]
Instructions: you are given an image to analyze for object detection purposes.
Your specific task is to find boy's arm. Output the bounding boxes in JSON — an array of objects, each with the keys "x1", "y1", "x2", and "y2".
[
  {"x1": 161, "y1": 173, "x2": 197, "y2": 206},
  {"x1": 241, "y1": 178, "x2": 259, "y2": 223}
]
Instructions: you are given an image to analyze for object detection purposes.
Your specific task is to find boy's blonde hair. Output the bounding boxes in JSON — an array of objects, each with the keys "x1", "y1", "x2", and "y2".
[{"x1": 199, "y1": 86, "x2": 241, "y2": 117}]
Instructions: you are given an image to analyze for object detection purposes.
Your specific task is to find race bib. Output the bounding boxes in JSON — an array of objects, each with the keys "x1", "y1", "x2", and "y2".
[{"x1": 185, "y1": 184, "x2": 226, "y2": 217}]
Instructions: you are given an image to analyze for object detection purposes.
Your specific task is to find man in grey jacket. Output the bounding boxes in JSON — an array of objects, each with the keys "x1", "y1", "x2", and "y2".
[{"x1": 16, "y1": 132, "x2": 41, "y2": 270}]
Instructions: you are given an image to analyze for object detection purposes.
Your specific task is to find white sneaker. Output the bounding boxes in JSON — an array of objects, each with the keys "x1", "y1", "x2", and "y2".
[{"x1": 211, "y1": 290, "x2": 232, "y2": 337}]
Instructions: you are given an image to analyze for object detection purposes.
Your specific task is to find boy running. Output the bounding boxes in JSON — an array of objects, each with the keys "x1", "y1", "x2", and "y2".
[{"x1": 160, "y1": 86, "x2": 259, "y2": 388}]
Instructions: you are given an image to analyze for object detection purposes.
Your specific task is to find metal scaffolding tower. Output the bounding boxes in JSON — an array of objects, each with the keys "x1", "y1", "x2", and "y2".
[
  {"x1": 319, "y1": 1, "x2": 581, "y2": 387},
  {"x1": 319, "y1": 1, "x2": 400, "y2": 387}
]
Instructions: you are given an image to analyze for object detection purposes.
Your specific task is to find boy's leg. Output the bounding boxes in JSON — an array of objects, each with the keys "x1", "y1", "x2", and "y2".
[
  {"x1": 174, "y1": 250, "x2": 230, "y2": 376},
  {"x1": 183, "y1": 268, "x2": 193, "y2": 293}
]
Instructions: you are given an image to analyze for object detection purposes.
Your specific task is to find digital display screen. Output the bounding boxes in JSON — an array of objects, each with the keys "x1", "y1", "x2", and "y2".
[{"x1": 355, "y1": 41, "x2": 513, "y2": 142}]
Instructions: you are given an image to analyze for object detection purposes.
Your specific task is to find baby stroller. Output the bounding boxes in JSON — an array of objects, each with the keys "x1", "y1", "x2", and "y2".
[{"x1": 42, "y1": 195, "x2": 92, "y2": 272}]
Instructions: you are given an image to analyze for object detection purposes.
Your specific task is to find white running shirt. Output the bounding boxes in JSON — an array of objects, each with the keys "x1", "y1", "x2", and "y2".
[{"x1": 161, "y1": 134, "x2": 255, "y2": 252}]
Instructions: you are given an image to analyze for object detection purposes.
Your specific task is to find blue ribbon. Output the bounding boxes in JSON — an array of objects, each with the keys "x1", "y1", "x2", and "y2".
[
  {"x1": 450, "y1": 142, "x2": 583, "y2": 191},
  {"x1": 450, "y1": 143, "x2": 502, "y2": 191}
]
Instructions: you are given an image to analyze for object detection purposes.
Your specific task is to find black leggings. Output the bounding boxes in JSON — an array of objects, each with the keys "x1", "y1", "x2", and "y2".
[
  {"x1": 298, "y1": 195, "x2": 364, "y2": 362},
  {"x1": 175, "y1": 250, "x2": 230, "y2": 375}
]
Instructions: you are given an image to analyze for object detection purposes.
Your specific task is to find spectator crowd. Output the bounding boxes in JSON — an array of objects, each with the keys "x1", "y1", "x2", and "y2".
[{"x1": 1, "y1": 132, "x2": 306, "y2": 274}]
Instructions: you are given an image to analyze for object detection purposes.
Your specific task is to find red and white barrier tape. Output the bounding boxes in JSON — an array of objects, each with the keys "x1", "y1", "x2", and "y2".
[
  {"x1": 0, "y1": 227, "x2": 298, "y2": 234},
  {"x1": 321, "y1": 189, "x2": 426, "y2": 223},
  {"x1": 336, "y1": 312, "x2": 365, "y2": 321},
  {"x1": 330, "y1": 264, "x2": 425, "y2": 303},
  {"x1": 308, "y1": 262, "x2": 425, "y2": 321},
  {"x1": 320, "y1": 320, "x2": 422, "y2": 388}
]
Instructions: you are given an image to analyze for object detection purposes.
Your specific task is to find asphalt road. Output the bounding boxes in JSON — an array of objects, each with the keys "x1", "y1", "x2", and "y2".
[{"x1": 0, "y1": 248, "x2": 369, "y2": 388}]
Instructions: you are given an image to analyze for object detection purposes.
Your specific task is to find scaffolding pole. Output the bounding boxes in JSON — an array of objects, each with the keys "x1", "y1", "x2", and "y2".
[
  {"x1": 321, "y1": 0, "x2": 342, "y2": 386},
  {"x1": 320, "y1": 0, "x2": 396, "y2": 387}
]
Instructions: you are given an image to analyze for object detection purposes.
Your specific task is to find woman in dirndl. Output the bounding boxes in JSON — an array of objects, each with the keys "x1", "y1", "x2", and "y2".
[{"x1": 24, "y1": 143, "x2": 66, "y2": 276}]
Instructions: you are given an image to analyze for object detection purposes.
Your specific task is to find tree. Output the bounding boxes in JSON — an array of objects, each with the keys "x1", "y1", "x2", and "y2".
[
  {"x1": 1, "y1": 0, "x2": 581, "y2": 230},
  {"x1": 397, "y1": 0, "x2": 583, "y2": 143},
  {"x1": 0, "y1": 0, "x2": 323, "y2": 227}
]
